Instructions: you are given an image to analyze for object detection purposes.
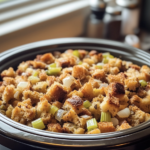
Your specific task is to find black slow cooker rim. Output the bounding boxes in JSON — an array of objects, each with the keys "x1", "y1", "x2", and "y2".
[{"x1": 0, "y1": 38, "x2": 150, "y2": 147}]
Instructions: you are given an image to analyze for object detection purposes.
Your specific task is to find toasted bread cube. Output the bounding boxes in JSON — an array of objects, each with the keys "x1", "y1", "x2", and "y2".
[
  {"x1": 33, "y1": 81, "x2": 48, "y2": 93},
  {"x1": 46, "y1": 76, "x2": 56, "y2": 86},
  {"x1": 29, "y1": 61, "x2": 46, "y2": 69},
  {"x1": 92, "y1": 69, "x2": 105, "y2": 80},
  {"x1": 23, "y1": 90, "x2": 43, "y2": 105},
  {"x1": 130, "y1": 91, "x2": 150, "y2": 113},
  {"x1": 46, "y1": 82, "x2": 67, "y2": 102},
  {"x1": 63, "y1": 123, "x2": 85, "y2": 134},
  {"x1": 125, "y1": 77, "x2": 139, "y2": 91},
  {"x1": 107, "y1": 73, "x2": 127, "y2": 84},
  {"x1": 81, "y1": 62, "x2": 90, "y2": 70},
  {"x1": 37, "y1": 98, "x2": 51, "y2": 116},
  {"x1": 15, "y1": 76, "x2": 28, "y2": 85},
  {"x1": 52, "y1": 101, "x2": 63, "y2": 109},
  {"x1": 70, "y1": 79, "x2": 82, "y2": 90},
  {"x1": 108, "y1": 58, "x2": 122, "y2": 69},
  {"x1": 1, "y1": 67, "x2": 16, "y2": 78},
  {"x1": 0, "y1": 100, "x2": 2, "y2": 106},
  {"x1": 137, "y1": 88, "x2": 147, "y2": 98},
  {"x1": 81, "y1": 82, "x2": 93, "y2": 101},
  {"x1": 67, "y1": 90, "x2": 83, "y2": 98},
  {"x1": 11, "y1": 99, "x2": 36, "y2": 124},
  {"x1": 100, "y1": 94, "x2": 119, "y2": 117},
  {"x1": 63, "y1": 109, "x2": 86, "y2": 128},
  {"x1": 62, "y1": 67, "x2": 73, "y2": 75},
  {"x1": 40, "y1": 53, "x2": 55, "y2": 64},
  {"x1": 128, "y1": 105, "x2": 145, "y2": 127},
  {"x1": 107, "y1": 82, "x2": 125, "y2": 96},
  {"x1": 98, "y1": 122, "x2": 115, "y2": 133},
  {"x1": 72, "y1": 65, "x2": 87, "y2": 80},
  {"x1": 145, "y1": 113, "x2": 150, "y2": 122},
  {"x1": 2, "y1": 85, "x2": 15, "y2": 103},
  {"x1": 109, "y1": 67, "x2": 120, "y2": 75},
  {"x1": 129, "y1": 64, "x2": 141, "y2": 71},
  {"x1": 6, "y1": 105, "x2": 13, "y2": 118},
  {"x1": 130, "y1": 95, "x2": 141, "y2": 108},
  {"x1": 61, "y1": 53, "x2": 77, "y2": 66},
  {"x1": 89, "y1": 101, "x2": 101, "y2": 120},
  {"x1": 36, "y1": 98, "x2": 51, "y2": 124},
  {"x1": 83, "y1": 58, "x2": 95, "y2": 66},
  {"x1": 17, "y1": 62, "x2": 29, "y2": 73},
  {"x1": 103, "y1": 64, "x2": 110, "y2": 74},
  {"x1": 39, "y1": 70, "x2": 47, "y2": 81},
  {"x1": 140, "y1": 93, "x2": 150, "y2": 113},
  {"x1": 140, "y1": 65, "x2": 150, "y2": 81},
  {"x1": 74, "y1": 128, "x2": 85, "y2": 134},
  {"x1": 89, "y1": 78, "x2": 101, "y2": 89},
  {"x1": 0, "y1": 86, "x2": 5, "y2": 99},
  {"x1": 3, "y1": 77, "x2": 15, "y2": 86},
  {"x1": 79, "y1": 108, "x2": 92, "y2": 116},
  {"x1": 117, "y1": 122, "x2": 131, "y2": 131},
  {"x1": 55, "y1": 58, "x2": 70, "y2": 67},
  {"x1": 87, "y1": 128, "x2": 101, "y2": 134},
  {"x1": 47, "y1": 123, "x2": 63, "y2": 133},
  {"x1": 78, "y1": 50, "x2": 88, "y2": 59},
  {"x1": 63, "y1": 95, "x2": 83, "y2": 114}
]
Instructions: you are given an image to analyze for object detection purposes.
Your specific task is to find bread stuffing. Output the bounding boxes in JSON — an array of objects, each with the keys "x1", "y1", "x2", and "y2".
[{"x1": 0, "y1": 50, "x2": 150, "y2": 134}]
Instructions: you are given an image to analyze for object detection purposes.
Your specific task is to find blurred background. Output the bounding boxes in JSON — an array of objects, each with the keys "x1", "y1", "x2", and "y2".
[{"x1": 0, "y1": 0, "x2": 150, "y2": 53}]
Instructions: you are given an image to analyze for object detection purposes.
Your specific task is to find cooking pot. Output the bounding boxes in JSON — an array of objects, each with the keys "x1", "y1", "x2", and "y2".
[{"x1": 0, "y1": 38, "x2": 150, "y2": 150}]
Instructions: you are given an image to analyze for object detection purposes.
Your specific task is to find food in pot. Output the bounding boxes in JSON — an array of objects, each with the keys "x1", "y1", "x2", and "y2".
[{"x1": 0, "y1": 49, "x2": 150, "y2": 134}]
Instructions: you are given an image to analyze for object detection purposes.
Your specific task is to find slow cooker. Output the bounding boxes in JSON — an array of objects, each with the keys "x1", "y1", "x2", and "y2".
[{"x1": 0, "y1": 38, "x2": 150, "y2": 150}]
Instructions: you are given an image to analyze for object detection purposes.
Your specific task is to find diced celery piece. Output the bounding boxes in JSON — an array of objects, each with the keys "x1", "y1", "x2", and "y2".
[
  {"x1": 73, "y1": 50, "x2": 80, "y2": 57},
  {"x1": 28, "y1": 76, "x2": 40, "y2": 84},
  {"x1": 108, "y1": 54, "x2": 114, "y2": 59},
  {"x1": 47, "y1": 67, "x2": 61, "y2": 75},
  {"x1": 32, "y1": 71, "x2": 39, "y2": 77},
  {"x1": 87, "y1": 118, "x2": 98, "y2": 131},
  {"x1": 103, "y1": 52, "x2": 110, "y2": 58},
  {"x1": 96, "y1": 65, "x2": 103, "y2": 69},
  {"x1": 103, "y1": 52, "x2": 114, "y2": 59},
  {"x1": 32, "y1": 118, "x2": 45, "y2": 129},
  {"x1": 97, "y1": 62, "x2": 104, "y2": 69},
  {"x1": 102, "y1": 58, "x2": 109, "y2": 64},
  {"x1": 139, "y1": 80, "x2": 147, "y2": 87},
  {"x1": 100, "y1": 112, "x2": 111, "y2": 122},
  {"x1": 49, "y1": 63, "x2": 56, "y2": 68},
  {"x1": 78, "y1": 61, "x2": 83, "y2": 65},
  {"x1": 83, "y1": 100, "x2": 91, "y2": 109},
  {"x1": 50, "y1": 105, "x2": 59, "y2": 115}
]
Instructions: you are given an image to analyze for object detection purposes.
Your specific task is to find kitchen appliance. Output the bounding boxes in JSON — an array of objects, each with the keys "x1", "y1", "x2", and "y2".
[{"x1": 0, "y1": 38, "x2": 150, "y2": 150}]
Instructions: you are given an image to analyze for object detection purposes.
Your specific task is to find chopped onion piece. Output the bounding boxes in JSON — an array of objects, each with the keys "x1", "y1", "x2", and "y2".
[
  {"x1": 63, "y1": 76, "x2": 75, "y2": 88},
  {"x1": 17, "y1": 82, "x2": 28, "y2": 90},
  {"x1": 111, "y1": 118, "x2": 119, "y2": 126},
  {"x1": 14, "y1": 91, "x2": 20, "y2": 99},
  {"x1": 100, "y1": 83, "x2": 108, "y2": 88},
  {"x1": 22, "y1": 72, "x2": 27, "y2": 76},
  {"x1": 117, "y1": 108, "x2": 130, "y2": 118},
  {"x1": 76, "y1": 57, "x2": 80, "y2": 65},
  {"x1": 55, "y1": 109, "x2": 67, "y2": 122},
  {"x1": 80, "y1": 115, "x2": 92, "y2": 120},
  {"x1": 97, "y1": 62, "x2": 104, "y2": 66}
]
